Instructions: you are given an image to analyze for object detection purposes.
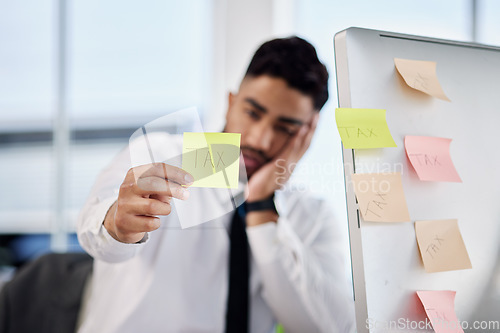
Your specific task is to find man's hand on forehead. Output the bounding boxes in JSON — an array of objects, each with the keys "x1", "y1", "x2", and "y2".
[{"x1": 246, "y1": 112, "x2": 320, "y2": 202}]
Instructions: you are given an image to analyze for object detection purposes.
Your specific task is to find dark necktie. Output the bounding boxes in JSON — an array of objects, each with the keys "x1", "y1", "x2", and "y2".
[{"x1": 225, "y1": 205, "x2": 250, "y2": 333}]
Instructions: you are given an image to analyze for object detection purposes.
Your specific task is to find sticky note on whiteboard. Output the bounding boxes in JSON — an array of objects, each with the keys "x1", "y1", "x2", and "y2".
[
  {"x1": 351, "y1": 172, "x2": 410, "y2": 222},
  {"x1": 182, "y1": 132, "x2": 241, "y2": 188},
  {"x1": 415, "y1": 219, "x2": 472, "y2": 273},
  {"x1": 404, "y1": 136, "x2": 462, "y2": 182},
  {"x1": 416, "y1": 290, "x2": 464, "y2": 333},
  {"x1": 394, "y1": 58, "x2": 451, "y2": 101},
  {"x1": 335, "y1": 108, "x2": 397, "y2": 149}
]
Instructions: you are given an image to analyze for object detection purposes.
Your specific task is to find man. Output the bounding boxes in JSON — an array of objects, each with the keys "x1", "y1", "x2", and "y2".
[{"x1": 77, "y1": 36, "x2": 355, "y2": 333}]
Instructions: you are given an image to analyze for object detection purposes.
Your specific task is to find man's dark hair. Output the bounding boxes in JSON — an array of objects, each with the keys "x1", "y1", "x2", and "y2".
[{"x1": 244, "y1": 36, "x2": 329, "y2": 111}]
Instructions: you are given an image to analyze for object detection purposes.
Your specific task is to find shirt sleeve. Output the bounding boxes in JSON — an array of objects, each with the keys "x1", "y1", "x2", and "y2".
[
  {"x1": 76, "y1": 145, "x2": 149, "y2": 263},
  {"x1": 246, "y1": 199, "x2": 356, "y2": 333}
]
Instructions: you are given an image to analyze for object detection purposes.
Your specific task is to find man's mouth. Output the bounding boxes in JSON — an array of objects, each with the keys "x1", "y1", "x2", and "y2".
[
  {"x1": 241, "y1": 148, "x2": 267, "y2": 173},
  {"x1": 242, "y1": 153, "x2": 262, "y2": 170}
]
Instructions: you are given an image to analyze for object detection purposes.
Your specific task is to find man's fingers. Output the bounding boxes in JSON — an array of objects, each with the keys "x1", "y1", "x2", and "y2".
[
  {"x1": 112, "y1": 194, "x2": 174, "y2": 242},
  {"x1": 274, "y1": 112, "x2": 319, "y2": 165},
  {"x1": 128, "y1": 163, "x2": 194, "y2": 186},
  {"x1": 111, "y1": 163, "x2": 190, "y2": 243},
  {"x1": 135, "y1": 177, "x2": 190, "y2": 200},
  {"x1": 142, "y1": 163, "x2": 194, "y2": 186},
  {"x1": 138, "y1": 198, "x2": 172, "y2": 216},
  {"x1": 119, "y1": 196, "x2": 172, "y2": 216},
  {"x1": 149, "y1": 194, "x2": 171, "y2": 203},
  {"x1": 290, "y1": 112, "x2": 319, "y2": 155},
  {"x1": 278, "y1": 124, "x2": 308, "y2": 160},
  {"x1": 116, "y1": 215, "x2": 162, "y2": 234}
]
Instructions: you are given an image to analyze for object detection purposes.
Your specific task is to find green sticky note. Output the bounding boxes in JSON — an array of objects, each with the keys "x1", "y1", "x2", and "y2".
[
  {"x1": 182, "y1": 132, "x2": 241, "y2": 188},
  {"x1": 335, "y1": 108, "x2": 397, "y2": 149}
]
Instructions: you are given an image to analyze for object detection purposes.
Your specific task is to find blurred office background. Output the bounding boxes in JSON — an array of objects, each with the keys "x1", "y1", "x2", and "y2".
[{"x1": 1, "y1": 0, "x2": 499, "y2": 288}]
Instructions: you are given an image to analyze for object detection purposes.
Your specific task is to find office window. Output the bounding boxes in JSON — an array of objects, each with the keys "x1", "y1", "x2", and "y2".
[
  {"x1": 0, "y1": 0, "x2": 213, "y2": 239},
  {"x1": 69, "y1": 0, "x2": 210, "y2": 118},
  {"x1": 0, "y1": 1, "x2": 57, "y2": 233},
  {"x1": 476, "y1": 0, "x2": 500, "y2": 45},
  {"x1": 0, "y1": 1, "x2": 56, "y2": 122}
]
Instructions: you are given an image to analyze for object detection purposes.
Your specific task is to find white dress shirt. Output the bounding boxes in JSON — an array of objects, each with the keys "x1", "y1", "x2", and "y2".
[{"x1": 76, "y1": 134, "x2": 356, "y2": 333}]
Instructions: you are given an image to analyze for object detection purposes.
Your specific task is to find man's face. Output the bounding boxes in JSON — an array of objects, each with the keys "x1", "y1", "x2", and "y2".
[{"x1": 224, "y1": 75, "x2": 316, "y2": 177}]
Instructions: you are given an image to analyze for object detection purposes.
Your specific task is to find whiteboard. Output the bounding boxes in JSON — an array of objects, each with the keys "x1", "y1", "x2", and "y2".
[{"x1": 334, "y1": 27, "x2": 500, "y2": 332}]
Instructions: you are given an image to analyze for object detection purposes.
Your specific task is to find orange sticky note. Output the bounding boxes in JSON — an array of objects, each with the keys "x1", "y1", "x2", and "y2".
[
  {"x1": 417, "y1": 290, "x2": 463, "y2": 333},
  {"x1": 405, "y1": 136, "x2": 462, "y2": 182},
  {"x1": 415, "y1": 219, "x2": 472, "y2": 273},
  {"x1": 394, "y1": 58, "x2": 451, "y2": 101},
  {"x1": 351, "y1": 172, "x2": 410, "y2": 222}
]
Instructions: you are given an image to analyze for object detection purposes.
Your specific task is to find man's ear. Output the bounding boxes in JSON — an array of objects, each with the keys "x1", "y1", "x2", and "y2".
[
  {"x1": 228, "y1": 92, "x2": 236, "y2": 108},
  {"x1": 226, "y1": 92, "x2": 236, "y2": 122}
]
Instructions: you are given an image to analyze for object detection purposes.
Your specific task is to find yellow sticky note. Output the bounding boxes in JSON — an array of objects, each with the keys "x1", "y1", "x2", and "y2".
[
  {"x1": 394, "y1": 58, "x2": 451, "y2": 101},
  {"x1": 335, "y1": 108, "x2": 396, "y2": 149},
  {"x1": 351, "y1": 172, "x2": 410, "y2": 222},
  {"x1": 415, "y1": 219, "x2": 472, "y2": 273},
  {"x1": 182, "y1": 132, "x2": 241, "y2": 188}
]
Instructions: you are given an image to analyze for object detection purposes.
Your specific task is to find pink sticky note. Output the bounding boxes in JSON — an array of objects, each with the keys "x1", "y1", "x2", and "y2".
[
  {"x1": 404, "y1": 136, "x2": 462, "y2": 182},
  {"x1": 417, "y1": 291, "x2": 463, "y2": 333}
]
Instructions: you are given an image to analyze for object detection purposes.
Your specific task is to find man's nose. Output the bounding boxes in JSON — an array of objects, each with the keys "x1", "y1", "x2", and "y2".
[{"x1": 246, "y1": 121, "x2": 273, "y2": 153}]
